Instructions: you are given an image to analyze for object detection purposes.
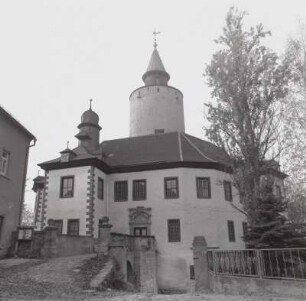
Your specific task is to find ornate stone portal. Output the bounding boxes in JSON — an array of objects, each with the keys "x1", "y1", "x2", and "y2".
[{"x1": 129, "y1": 207, "x2": 151, "y2": 236}]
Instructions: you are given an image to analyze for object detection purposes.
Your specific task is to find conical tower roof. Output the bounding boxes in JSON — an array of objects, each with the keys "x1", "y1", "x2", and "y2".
[
  {"x1": 146, "y1": 48, "x2": 167, "y2": 73},
  {"x1": 142, "y1": 47, "x2": 170, "y2": 86}
]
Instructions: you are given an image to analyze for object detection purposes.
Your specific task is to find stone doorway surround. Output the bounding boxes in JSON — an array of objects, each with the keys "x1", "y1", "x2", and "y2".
[{"x1": 129, "y1": 207, "x2": 151, "y2": 236}]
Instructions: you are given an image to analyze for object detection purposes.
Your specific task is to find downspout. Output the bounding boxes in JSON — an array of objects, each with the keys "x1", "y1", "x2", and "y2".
[{"x1": 19, "y1": 137, "x2": 37, "y2": 226}]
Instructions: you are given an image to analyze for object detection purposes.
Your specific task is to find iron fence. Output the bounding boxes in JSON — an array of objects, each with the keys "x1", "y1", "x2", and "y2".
[{"x1": 207, "y1": 248, "x2": 306, "y2": 281}]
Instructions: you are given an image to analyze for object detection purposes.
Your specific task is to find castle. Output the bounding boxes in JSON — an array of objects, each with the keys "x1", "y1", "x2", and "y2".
[{"x1": 33, "y1": 43, "x2": 284, "y2": 291}]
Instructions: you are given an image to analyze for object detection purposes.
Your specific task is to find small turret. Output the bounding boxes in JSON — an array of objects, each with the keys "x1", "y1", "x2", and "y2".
[{"x1": 75, "y1": 100, "x2": 101, "y2": 152}]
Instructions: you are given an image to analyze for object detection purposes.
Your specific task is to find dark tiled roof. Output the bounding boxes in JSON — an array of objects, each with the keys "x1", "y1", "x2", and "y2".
[
  {"x1": 0, "y1": 105, "x2": 36, "y2": 141},
  {"x1": 39, "y1": 132, "x2": 232, "y2": 173}
]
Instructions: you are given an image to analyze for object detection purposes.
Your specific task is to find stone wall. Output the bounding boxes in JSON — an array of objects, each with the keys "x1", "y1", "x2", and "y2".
[
  {"x1": 109, "y1": 233, "x2": 157, "y2": 293},
  {"x1": 210, "y1": 273, "x2": 306, "y2": 298}
]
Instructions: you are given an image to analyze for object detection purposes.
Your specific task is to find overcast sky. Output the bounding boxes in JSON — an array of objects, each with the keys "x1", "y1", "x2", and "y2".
[{"x1": 1, "y1": 0, "x2": 306, "y2": 209}]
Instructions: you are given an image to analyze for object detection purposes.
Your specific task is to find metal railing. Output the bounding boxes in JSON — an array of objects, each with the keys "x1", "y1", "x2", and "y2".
[{"x1": 207, "y1": 248, "x2": 306, "y2": 281}]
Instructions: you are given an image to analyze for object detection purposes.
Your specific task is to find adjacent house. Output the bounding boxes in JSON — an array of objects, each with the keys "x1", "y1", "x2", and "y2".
[{"x1": 0, "y1": 106, "x2": 36, "y2": 257}]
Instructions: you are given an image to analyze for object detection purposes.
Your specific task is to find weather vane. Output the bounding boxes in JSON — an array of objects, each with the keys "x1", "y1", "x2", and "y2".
[
  {"x1": 153, "y1": 29, "x2": 161, "y2": 48},
  {"x1": 89, "y1": 99, "x2": 93, "y2": 110}
]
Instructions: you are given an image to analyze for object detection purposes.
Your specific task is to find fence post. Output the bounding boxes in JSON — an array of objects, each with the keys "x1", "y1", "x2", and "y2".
[
  {"x1": 255, "y1": 249, "x2": 263, "y2": 278},
  {"x1": 192, "y1": 236, "x2": 211, "y2": 292}
]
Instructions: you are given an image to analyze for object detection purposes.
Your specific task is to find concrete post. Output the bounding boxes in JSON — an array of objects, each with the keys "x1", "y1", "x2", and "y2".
[
  {"x1": 41, "y1": 220, "x2": 58, "y2": 258},
  {"x1": 192, "y1": 236, "x2": 210, "y2": 292},
  {"x1": 97, "y1": 216, "x2": 112, "y2": 255}
]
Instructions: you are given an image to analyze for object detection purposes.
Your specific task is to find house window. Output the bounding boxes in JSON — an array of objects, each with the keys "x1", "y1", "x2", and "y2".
[
  {"x1": 114, "y1": 181, "x2": 128, "y2": 202},
  {"x1": 165, "y1": 177, "x2": 179, "y2": 199},
  {"x1": 190, "y1": 265, "x2": 195, "y2": 280},
  {"x1": 67, "y1": 219, "x2": 79, "y2": 236},
  {"x1": 0, "y1": 216, "x2": 4, "y2": 239},
  {"x1": 133, "y1": 227, "x2": 147, "y2": 236},
  {"x1": 224, "y1": 181, "x2": 233, "y2": 202},
  {"x1": 133, "y1": 180, "x2": 146, "y2": 201},
  {"x1": 242, "y1": 222, "x2": 248, "y2": 237},
  {"x1": 53, "y1": 220, "x2": 63, "y2": 235},
  {"x1": 98, "y1": 177, "x2": 104, "y2": 200},
  {"x1": 275, "y1": 185, "x2": 282, "y2": 198},
  {"x1": 60, "y1": 176, "x2": 74, "y2": 198},
  {"x1": 155, "y1": 129, "x2": 165, "y2": 134},
  {"x1": 0, "y1": 150, "x2": 9, "y2": 176},
  {"x1": 196, "y1": 177, "x2": 211, "y2": 198},
  {"x1": 227, "y1": 220, "x2": 235, "y2": 242},
  {"x1": 168, "y1": 219, "x2": 181, "y2": 242}
]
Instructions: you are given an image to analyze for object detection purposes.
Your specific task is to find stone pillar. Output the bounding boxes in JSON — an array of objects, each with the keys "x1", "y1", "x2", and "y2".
[
  {"x1": 97, "y1": 216, "x2": 112, "y2": 255},
  {"x1": 41, "y1": 220, "x2": 58, "y2": 258},
  {"x1": 192, "y1": 236, "x2": 210, "y2": 292}
]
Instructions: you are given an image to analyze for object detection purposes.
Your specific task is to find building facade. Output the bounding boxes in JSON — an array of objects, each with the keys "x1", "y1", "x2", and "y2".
[
  {"x1": 34, "y1": 45, "x2": 285, "y2": 291},
  {"x1": 0, "y1": 106, "x2": 36, "y2": 257}
]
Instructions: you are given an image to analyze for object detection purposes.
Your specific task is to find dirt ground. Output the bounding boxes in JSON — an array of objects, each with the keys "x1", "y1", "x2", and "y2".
[{"x1": 0, "y1": 256, "x2": 304, "y2": 301}]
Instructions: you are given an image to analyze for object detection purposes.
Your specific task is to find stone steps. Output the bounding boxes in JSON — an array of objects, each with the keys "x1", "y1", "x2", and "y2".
[{"x1": 89, "y1": 258, "x2": 113, "y2": 289}]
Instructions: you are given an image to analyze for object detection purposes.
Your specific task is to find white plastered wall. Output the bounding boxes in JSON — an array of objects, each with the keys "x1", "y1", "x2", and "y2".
[
  {"x1": 45, "y1": 166, "x2": 90, "y2": 236},
  {"x1": 129, "y1": 86, "x2": 185, "y2": 137}
]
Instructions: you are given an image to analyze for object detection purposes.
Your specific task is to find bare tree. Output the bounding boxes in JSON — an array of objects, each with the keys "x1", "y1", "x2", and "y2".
[{"x1": 205, "y1": 7, "x2": 291, "y2": 225}]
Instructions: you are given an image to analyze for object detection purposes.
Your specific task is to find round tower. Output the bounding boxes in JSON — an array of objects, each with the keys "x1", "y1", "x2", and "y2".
[
  {"x1": 75, "y1": 100, "x2": 101, "y2": 152},
  {"x1": 129, "y1": 45, "x2": 185, "y2": 137}
]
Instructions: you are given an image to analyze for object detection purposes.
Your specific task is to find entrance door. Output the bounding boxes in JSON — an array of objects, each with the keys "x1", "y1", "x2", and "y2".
[{"x1": 133, "y1": 227, "x2": 147, "y2": 236}]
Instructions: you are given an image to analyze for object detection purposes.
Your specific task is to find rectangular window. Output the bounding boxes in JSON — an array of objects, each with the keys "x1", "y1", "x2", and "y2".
[
  {"x1": 0, "y1": 216, "x2": 4, "y2": 239},
  {"x1": 53, "y1": 220, "x2": 63, "y2": 235},
  {"x1": 196, "y1": 177, "x2": 211, "y2": 198},
  {"x1": 168, "y1": 219, "x2": 181, "y2": 242},
  {"x1": 275, "y1": 185, "x2": 282, "y2": 198},
  {"x1": 155, "y1": 129, "x2": 165, "y2": 134},
  {"x1": 133, "y1": 180, "x2": 146, "y2": 200},
  {"x1": 227, "y1": 220, "x2": 235, "y2": 242},
  {"x1": 242, "y1": 222, "x2": 248, "y2": 237},
  {"x1": 60, "y1": 176, "x2": 74, "y2": 198},
  {"x1": 190, "y1": 265, "x2": 195, "y2": 280},
  {"x1": 224, "y1": 181, "x2": 233, "y2": 202},
  {"x1": 133, "y1": 227, "x2": 147, "y2": 236},
  {"x1": 165, "y1": 177, "x2": 179, "y2": 199},
  {"x1": 67, "y1": 219, "x2": 79, "y2": 236},
  {"x1": 98, "y1": 177, "x2": 104, "y2": 200},
  {"x1": 114, "y1": 181, "x2": 128, "y2": 202},
  {"x1": 0, "y1": 150, "x2": 9, "y2": 176}
]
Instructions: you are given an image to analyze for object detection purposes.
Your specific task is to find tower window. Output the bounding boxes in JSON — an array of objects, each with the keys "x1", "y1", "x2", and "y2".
[
  {"x1": 227, "y1": 220, "x2": 235, "y2": 242},
  {"x1": 60, "y1": 176, "x2": 74, "y2": 198},
  {"x1": 154, "y1": 129, "x2": 165, "y2": 134},
  {"x1": 67, "y1": 219, "x2": 79, "y2": 236},
  {"x1": 133, "y1": 180, "x2": 146, "y2": 200},
  {"x1": 164, "y1": 177, "x2": 179, "y2": 199},
  {"x1": 168, "y1": 219, "x2": 181, "y2": 242},
  {"x1": 224, "y1": 181, "x2": 233, "y2": 202},
  {"x1": 98, "y1": 177, "x2": 104, "y2": 200},
  {"x1": 275, "y1": 185, "x2": 282, "y2": 198},
  {"x1": 196, "y1": 177, "x2": 211, "y2": 198},
  {"x1": 114, "y1": 181, "x2": 128, "y2": 202}
]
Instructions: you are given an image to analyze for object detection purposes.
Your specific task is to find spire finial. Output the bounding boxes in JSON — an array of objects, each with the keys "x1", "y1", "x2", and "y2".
[
  {"x1": 66, "y1": 141, "x2": 69, "y2": 149},
  {"x1": 89, "y1": 99, "x2": 93, "y2": 110},
  {"x1": 153, "y1": 29, "x2": 160, "y2": 48}
]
